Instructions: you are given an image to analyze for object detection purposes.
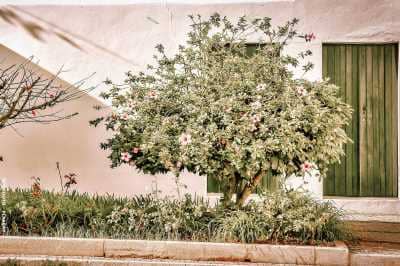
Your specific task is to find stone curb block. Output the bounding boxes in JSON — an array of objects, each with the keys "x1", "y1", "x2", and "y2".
[
  {"x1": 350, "y1": 253, "x2": 400, "y2": 266},
  {"x1": 0, "y1": 236, "x2": 104, "y2": 257},
  {"x1": 104, "y1": 239, "x2": 348, "y2": 265},
  {"x1": 0, "y1": 236, "x2": 350, "y2": 265},
  {"x1": 315, "y1": 241, "x2": 348, "y2": 266},
  {"x1": 246, "y1": 244, "x2": 314, "y2": 264}
]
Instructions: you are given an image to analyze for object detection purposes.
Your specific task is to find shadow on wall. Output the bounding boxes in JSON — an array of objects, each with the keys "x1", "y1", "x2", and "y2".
[
  {"x1": 0, "y1": 6, "x2": 138, "y2": 66},
  {"x1": 0, "y1": 7, "x2": 81, "y2": 49}
]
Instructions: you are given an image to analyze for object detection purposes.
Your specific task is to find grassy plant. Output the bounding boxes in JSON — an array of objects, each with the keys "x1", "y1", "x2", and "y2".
[{"x1": 2, "y1": 188, "x2": 350, "y2": 244}]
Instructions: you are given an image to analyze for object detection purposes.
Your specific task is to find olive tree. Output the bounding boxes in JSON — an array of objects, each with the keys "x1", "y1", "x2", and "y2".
[{"x1": 91, "y1": 14, "x2": 352, "y2": 207}]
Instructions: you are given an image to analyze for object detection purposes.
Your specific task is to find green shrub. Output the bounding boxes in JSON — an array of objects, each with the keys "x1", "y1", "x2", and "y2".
[
  {"x1": 2, "y1": 189, "x2": 349, "y2": 244},
  {"x1": 91, "y1": 13, "x2": 352, "y2": 207},
  {"x1": 260, "y1": 190, "x2": 349, "y2": 243},
  {"x1": 211, "y1": 190, "x2": 349, "y2": 244}
]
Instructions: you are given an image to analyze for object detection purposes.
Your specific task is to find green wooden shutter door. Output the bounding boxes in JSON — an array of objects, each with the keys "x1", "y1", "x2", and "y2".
[{"x1": 323, "y1": 43, "x2": 398, "y2": 197}]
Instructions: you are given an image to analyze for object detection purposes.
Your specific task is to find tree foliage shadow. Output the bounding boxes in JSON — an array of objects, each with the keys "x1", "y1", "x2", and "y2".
[
  {"x1": 0, "y1": 7, "x2": 82, "y2": 50},
  {"x1": 0, "y1": 6, "x2": 139, "y2": 66}
]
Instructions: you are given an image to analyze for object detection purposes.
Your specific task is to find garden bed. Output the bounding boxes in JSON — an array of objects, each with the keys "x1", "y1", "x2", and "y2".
[
  {"x1": 0, "y1": 236, "x2": 349, "y2": 265},
  {"x1": 3, "y1": 189, "x2": 349, "y2": 245}
]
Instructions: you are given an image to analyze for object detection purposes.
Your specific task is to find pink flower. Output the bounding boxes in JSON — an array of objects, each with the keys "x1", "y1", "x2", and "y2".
[
  {"x1": 127, "y1": 101, "x2": 136, "y2": 108},
  {"x1": 148, "y1": 90, "x2": 158, "y2": 99},
  {"x1": 305, "y1": 33, "x2": 316, "y2": 42},
  {"x1": 132, "y1": 147, "x2": 140, "y2": 154},
  {"x1": 296, "y1": 86, "x2": 308, "y2": 96},
  {"x1": 121, "y1": 113, "x2": 130, "y2": 120},
  {"x1": 179, "y1": 133, "x2": 192, "y2": 146},
  {"x1": 31, "y1": 110, "x2": 37, "y2": 117},
  {"x1": 301, "y1": 161, "x2": 315, "y2": 172},
  {"x1": 120, "y1": 152, "x2": 132, "y2": 162},
  {"x1": 251, "y1": 114, "x2": 261, "y2": 124}
]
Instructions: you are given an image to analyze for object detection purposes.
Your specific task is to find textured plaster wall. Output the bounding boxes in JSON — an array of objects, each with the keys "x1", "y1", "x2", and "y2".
[{"x1": 0, "y1": 0, "x2": 399, "y2": 203}]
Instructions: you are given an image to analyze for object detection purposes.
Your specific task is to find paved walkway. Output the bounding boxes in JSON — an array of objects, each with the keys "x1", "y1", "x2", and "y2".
[
  {"x1": 348, "y1": 241, "x2": 400, "y2": 265},
  {"x1": 0, "y1": 255, "x2": 296, "y2": 265},
  {"x1": 349, "y1": 241, "x2": 400, "y2": 255}
]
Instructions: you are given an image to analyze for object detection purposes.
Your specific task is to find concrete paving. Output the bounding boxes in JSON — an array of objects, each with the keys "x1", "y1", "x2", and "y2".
[
  {"x1": 0, "y1": 255, "x2": 296, "y2": 266},
  {"x1": 349, "y1": 241, "x2": 400, "y2": 266}
]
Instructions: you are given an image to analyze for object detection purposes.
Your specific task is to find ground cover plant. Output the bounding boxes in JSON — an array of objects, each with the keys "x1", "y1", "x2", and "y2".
[
  {"x1": 2, "y1": 188, "x2": 349, "y2": 244},
  {"x1": 91, "y1": 13, "x2": 352, "y2": 206}
]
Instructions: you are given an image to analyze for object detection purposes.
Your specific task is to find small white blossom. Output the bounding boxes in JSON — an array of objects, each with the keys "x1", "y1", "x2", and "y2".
[
  {"x1": 148, "y1": 90, "x2": 158, "y2": 99},
  {"x1": 251, "y1": 101, "x2": 262, "y2": 110},
  {"x1": 256, "y1": 83, "x2": 267, "y2": 91},
  {"x1": 127, "y1": 101, "x2": 137, "y2": 109},
  {"x1": 120, "y1": 111, "x2": 138, "y2": 121},
  {"x1": 179, "y1": 133, "x2": 192, "y2": 146},
  {"x1": 120, "y1": 152, "x2": 132, "y2": 162},
  {"x1": 251, "y1": 114, "x2": 261, "y2": 124},
  {"x1": 296, "y1": 86, "x2": 308, "y2": 96}
]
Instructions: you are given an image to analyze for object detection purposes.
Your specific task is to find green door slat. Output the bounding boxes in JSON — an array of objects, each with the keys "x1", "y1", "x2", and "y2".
[
  {"x1": 391, "y1": 44, "x2": 398, "y2": 196},
  {"x1": 372, "y1": 45, "x2": 379, "y2": 195},
  {"x1": 384, "y1": 45, "x2": 393, "y2": 196},
  {"x1": 359, "y1": 45, "x2": 368, "y2": 195},
  {"x1": 345, "y1": 45, "x2": 353, "y2": 195},
  {"x1": 366, "y1": 46, "x2": 374, "y2": 195},
  {"x1": 337, "y1": 45, "x2": 347, "y2": 195},
  {"x1": 378, "y1": 46, "x2": 386, "y2": 196},
  {"x1": 324, "y1": 45, "x2": 336, "y2": 195},
  {"x1": 351, "y1": 46, "x2": 360, "y2": 196},
  {"x1": 322, "y1": 45, "x2": 334, "y2": 195}
]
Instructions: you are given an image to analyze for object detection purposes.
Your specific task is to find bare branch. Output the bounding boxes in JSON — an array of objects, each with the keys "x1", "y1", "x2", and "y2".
[{"x1": 0, "y1": 57, "x2": 95, "y2": 129}]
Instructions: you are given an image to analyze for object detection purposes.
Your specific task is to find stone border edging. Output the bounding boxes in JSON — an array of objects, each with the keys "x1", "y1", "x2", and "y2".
[
  {"x1": 0, "y1": 236, "x2": 348, "y2": 265},
  {"x1": 0, "y1": 236, "x2": 104, "y2": 257}
]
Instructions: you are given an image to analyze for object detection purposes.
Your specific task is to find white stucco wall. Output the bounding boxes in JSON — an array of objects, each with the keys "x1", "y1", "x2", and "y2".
[{"x1": 0, "y1": 0, "x2": 399, "y2": 214}]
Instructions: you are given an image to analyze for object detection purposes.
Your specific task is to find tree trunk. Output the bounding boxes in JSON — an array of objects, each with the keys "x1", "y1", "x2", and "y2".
[
  {"x1": 221, "y1": 174, "x2": 237, "y2": 207},
  {"x1": 236, "y1": 172, "x2": 264, "y2": 207}
]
